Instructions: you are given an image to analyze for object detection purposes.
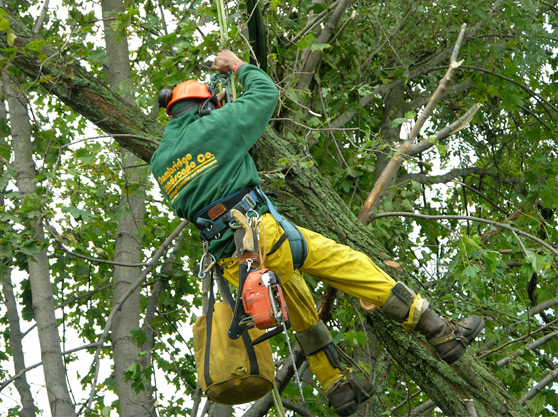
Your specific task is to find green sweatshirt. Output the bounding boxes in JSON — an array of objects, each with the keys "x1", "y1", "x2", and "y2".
[{"x1": 150, "y1": 64, "x2": 279, "y2": 258}]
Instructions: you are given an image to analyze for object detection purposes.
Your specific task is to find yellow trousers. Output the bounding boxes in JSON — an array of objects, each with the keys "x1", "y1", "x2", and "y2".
[{"x1": 218, "y1": 213, "x2": 422, "y2": 391}]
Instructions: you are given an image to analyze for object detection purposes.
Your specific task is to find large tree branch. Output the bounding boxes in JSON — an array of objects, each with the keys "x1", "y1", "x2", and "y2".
[
  {"x1": 295, "y1": 0, "x2": 353, "y2": 90},
  {"x1": 357, "y1": 24, "x2": 468, "y2": 224},
  {"x1": 0, "y1": 9, "x2": 163, "y2": 162}
]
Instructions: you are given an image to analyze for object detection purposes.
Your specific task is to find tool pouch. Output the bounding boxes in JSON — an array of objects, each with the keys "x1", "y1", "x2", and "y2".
[{"x1": 193, "y1": 274, "x2": 275, "y2": 405}]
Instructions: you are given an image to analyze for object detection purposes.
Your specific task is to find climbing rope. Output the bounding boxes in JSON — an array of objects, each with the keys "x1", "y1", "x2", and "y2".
[{"x1": 213, "y1": 0, "x2": 237, "y2": 100}]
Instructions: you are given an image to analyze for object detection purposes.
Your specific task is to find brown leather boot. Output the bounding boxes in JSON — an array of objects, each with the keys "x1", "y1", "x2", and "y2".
[
  {"x1": 415, "y1": 308, "x2": 484, "y2": 364},
  {"x1": 327, "y1": 377, "x2": 374, "y2": 416}
]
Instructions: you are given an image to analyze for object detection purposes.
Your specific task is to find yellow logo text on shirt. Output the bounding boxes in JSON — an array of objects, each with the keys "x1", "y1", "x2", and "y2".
[{"x1": 157, "y1": 152, "x2": 218, "y2": 203}]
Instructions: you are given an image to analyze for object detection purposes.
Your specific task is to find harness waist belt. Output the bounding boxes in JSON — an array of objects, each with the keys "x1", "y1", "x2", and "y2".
[
  {"x1": 194, "y1": 187, "x2": 308, "y2": 269},
  {"x1": 194, "y1": 187, "x2": 263, "y2": 241}
]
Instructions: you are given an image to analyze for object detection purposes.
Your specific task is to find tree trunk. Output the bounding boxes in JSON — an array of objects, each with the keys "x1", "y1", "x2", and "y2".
[
  {"x1": 0, "y1": 12, "x2": 530, "y2": 416},
  {"x1": 0, "y1": 83, "x2": 36, "y2": 417},
  {"x1": 0, "y1": 272, "x2": 37, "y2": 417},
  {"x1": 4, "y1": 72, "x2": 76, "y2": 417},
  {"x1": 101, "y1": 0, "x2": 155, "y2": 414},
  {"x1": 253, "y1": 129, "x2": 529, "y2": 417}
]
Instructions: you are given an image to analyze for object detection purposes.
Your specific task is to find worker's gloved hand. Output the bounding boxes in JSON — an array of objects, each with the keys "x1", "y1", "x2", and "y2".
[{"x1": 211, "y1": 49, "x2": 243, "y2": 73}]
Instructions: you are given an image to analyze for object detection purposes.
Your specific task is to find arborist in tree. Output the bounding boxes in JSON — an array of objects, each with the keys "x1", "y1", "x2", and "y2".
[{"x1": 150, "y1": 49, "x2": 485, "y2": 416}]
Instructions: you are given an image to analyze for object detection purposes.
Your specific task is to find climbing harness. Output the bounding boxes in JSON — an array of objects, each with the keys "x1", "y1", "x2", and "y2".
[
  {"x1": 194, "y1": 186, "x2": 308, "y2": 269},
  {"x1": 259, "y1": 191, "x2": 307, "y2": 270}
]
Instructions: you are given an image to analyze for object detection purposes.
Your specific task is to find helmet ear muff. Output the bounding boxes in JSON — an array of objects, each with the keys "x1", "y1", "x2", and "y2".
[
  {"x1": 198, "y1": 85, "x2": 221, "y2": 117},
  {"x1": 198, "y1": 95, "x2": 220, "y2": 117},
  {"x1": 158, "y1": 88, "x2": 173, "y2": 111}
]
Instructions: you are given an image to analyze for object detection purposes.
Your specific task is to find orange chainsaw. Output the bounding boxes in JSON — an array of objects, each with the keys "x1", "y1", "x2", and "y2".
[
  {"x1": 240, "y1": 268, "x2": 290, "y2": 343},
  {"x1": 228, "y1": 209, "x2": 290, "y2": 345}
]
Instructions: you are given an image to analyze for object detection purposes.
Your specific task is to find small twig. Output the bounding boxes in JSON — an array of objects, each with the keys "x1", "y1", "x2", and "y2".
[
  {"x1": 479, "y1": 318, "x2": 558, "y2": 359},
  {"x1": 464, "y1": 399, "x2": 479, "y2": 417},
  {"x1": 497, "y1": 330, "x2": 558, "y2": 367},
  {"x1": 0, "y1": 342, "x2": 104, "y2": 392}
]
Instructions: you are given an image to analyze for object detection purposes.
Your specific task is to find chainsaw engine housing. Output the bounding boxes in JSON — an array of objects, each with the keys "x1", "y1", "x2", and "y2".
[{"x1": 242, "y1": 269, "x2": 289, "y2": 330}]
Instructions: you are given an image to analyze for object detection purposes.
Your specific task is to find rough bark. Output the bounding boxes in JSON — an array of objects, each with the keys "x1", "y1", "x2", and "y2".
[
  {"x1": 5, "y1": 72, "x2": 76, "y2": 416},
  {"x1": 101, "y1": 0, "x2": 155, "y2": 414},
  {"x1": 0, "y1": 11, "x2": 530, "y2": 416},
  {"x1": 110, "y1": 150, "x2": 153, "y2": 416}
]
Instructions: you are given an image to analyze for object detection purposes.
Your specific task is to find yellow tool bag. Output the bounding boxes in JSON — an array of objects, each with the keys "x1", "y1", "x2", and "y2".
[{"x1": 193, "y1": 274, "x2": 275, "y2": 405}]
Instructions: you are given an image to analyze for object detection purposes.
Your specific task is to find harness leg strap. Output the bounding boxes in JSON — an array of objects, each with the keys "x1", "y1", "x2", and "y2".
[{"x1": 381, "y1": 281, "x2": 429, "y2": 324}]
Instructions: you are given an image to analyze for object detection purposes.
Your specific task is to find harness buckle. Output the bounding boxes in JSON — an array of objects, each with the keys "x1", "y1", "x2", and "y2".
[{"x1": 242, "y1": 192, "x2": 257, "y2": 209}]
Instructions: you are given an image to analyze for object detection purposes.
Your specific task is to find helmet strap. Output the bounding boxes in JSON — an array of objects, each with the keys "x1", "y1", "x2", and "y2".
[{"x1": 171, "y1": 102, "x2": 200, "y2": 119}]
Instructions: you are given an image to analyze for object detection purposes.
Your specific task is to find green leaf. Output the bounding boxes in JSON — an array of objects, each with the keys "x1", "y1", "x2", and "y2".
[
  {"x1": 130, "y1": 329, "x2": 147, "y2": 347},
  {"x1": 525, "y1": 251, "x2": 546, "y2": 274},
  {"x1": 310, "y1": 43, "x2": 330, "y2": 52},
  {"x1": 63, "y1": 206, "x2": 97, "y2": 222}
]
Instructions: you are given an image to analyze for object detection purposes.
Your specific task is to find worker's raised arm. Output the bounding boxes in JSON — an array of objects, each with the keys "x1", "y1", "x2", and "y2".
[
  {"x1": 211, "y1": 49, "x2": 243, "y2": 73},
  {"x1": 208, "y1": 50, "x2": 279, "y2": 150}
]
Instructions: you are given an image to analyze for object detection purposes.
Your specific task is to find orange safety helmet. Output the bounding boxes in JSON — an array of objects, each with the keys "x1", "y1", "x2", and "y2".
[{"x1": 164, "y1": 80, "x2": 213, "y2": 115}]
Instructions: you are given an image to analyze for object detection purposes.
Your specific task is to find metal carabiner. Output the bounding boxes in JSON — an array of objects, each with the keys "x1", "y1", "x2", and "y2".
[{"x1": 198, "y1": 243, "x2": 217, "y2": 280}]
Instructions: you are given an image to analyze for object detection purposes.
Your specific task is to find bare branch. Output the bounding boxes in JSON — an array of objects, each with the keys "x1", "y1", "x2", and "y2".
[
  {"x1": 497, "y1": 330, "x2": 558, "y2": 367},
  {"x1": 519, "y1": 368, "x2": 558, "y2": 405},
  {"x1": 357, "y1": 24, "x2": 468, "y2": 224},
  {"x1": 32, "y1": 0, "x2": 50, "y2": 33},
  {"x1": 370, "y1": 212, "x2": 558, "y2": 256},
  {"x1": 479, "y1": 318, "x2": 558, "y2": 359},
  {"x1": 48, "y1": 232, "x2": 151, "y2": 267}
]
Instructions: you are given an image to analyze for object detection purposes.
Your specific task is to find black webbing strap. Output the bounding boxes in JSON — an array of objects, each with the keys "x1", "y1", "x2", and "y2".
[
  {"x1": 266, "y1": 232, "x2": 289, "y2": 257},
  {"x1": 208, "y1": 269, "x2": 259, "y2": 377},
  {"x1": 204, "y1": 279, "x2": 215, "y2": 387}
]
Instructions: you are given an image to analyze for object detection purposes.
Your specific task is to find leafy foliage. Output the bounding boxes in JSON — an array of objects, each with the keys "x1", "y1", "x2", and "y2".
[{"x1": 0, "y1": 0, "x2": 557, "y2": 415}]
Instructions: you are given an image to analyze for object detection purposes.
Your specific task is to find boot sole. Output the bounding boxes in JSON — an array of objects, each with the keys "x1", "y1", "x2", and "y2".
[{"x1": 465, "y1": 316, "x2": 485, "y2": 343}]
